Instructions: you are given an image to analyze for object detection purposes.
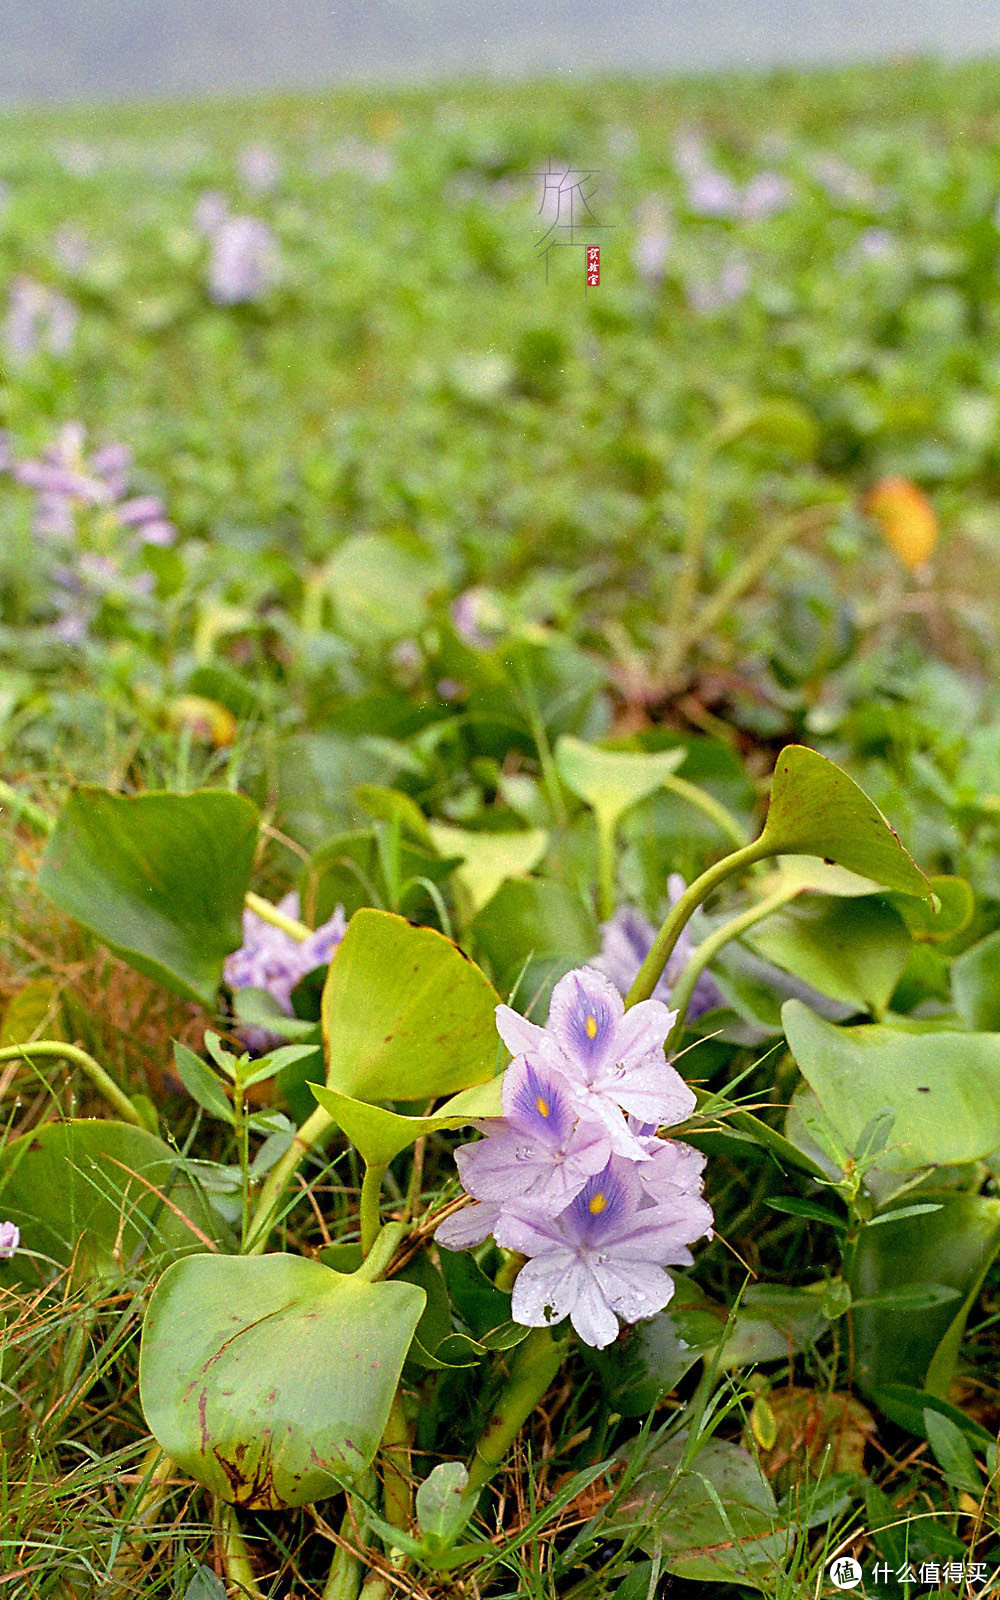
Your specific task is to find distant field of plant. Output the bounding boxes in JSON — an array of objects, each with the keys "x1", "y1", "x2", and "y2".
[{"x1": 3, "y1": 59, "x2": 1000, "y2": 1600}]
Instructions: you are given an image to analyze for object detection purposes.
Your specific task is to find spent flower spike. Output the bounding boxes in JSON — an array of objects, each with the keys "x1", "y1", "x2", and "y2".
[{"x1": 438, "y1": 958, "x2": 711, "y2": 1347}]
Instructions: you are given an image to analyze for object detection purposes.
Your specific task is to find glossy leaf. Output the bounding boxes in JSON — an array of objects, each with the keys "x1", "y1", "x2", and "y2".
[
  {"x1": 622, "y1": 1434, "x2": 788, "y2": 1588},
  {"x1": 471, "y1": 877, "x2": 599, "y2": 1005},
  {"x1": 747, "y1": 894, "x2": 911, "y2": 1017},
  {"x1": 555, "y1": 736, "x2": 686, "y2": 832},
  {"x1": 38, "y1": 787, "x2": 259, "y2": 1005},
  {"x1": 426, "y1": 822, "x2": 548, "y2": 917},
  {"x1": 758, "y1": 747, "x2": 929, "y2": 898},
  {"x1": 325, "y1": 531, "x2": 444, "y2": 642},
  {"x1": 0, "y1": 1120, "x2": 231, "y2": 1284},
  {"x1": 952, "y1": 929, "x2": 1000, "y2": 1031},
  {"x1": 140, "y1": 1252, "x2": 425, "y2": 1508},
  {"x1": 849, "y1": 1191, "x2": 1000, "y2": 1397},
  {"x1": 308, "y1": 1076, "x2": 503, "y2": 1167},
  {"x1": 782, "y1": 1000, "x2": 1000, "y2": 1171},
  {"x1": 321, "y1": 909, "x2": 500, "y2": 1102}
]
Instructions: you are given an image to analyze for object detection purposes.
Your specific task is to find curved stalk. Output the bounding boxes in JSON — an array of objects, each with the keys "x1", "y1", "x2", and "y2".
[
  {"x1": 466, "y1": 1326, "x2": 569, "y2": 1495},
  {"x1": 625, "y1": 838, "x2": 770, "y2": 1008},
  {"x1": 244, "y1": 890, "x2": 312, "y2": 943},
  {"x1": 0, "y1": 1040, "x2": 145, "y2": 1128},
  {"x1": 666, "y1": 884, "x2": 800, "y2": 1048}
]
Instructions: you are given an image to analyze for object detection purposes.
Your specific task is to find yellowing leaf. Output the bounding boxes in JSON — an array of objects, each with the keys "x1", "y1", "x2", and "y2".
[{"x1": 865, "y1": 476, "x2": 937, "y2": 571}]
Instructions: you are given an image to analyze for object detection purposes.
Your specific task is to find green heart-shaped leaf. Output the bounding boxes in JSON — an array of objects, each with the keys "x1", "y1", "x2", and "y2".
[
  {"x1": 309, "y1": 1077, "x2": 503, "y2": 1167},
  {"x1": 747, "y1": 895, "x2": 911, "y2": 1018},
  {"x1": 759, "y1": 747, "x2": 929, "y2": 898},
  {"x1": 555, "y1": 736, "x2": 686, "y2": 833},
  {"x1": 321, "y1": 909, "x2": 499, "y2": 1101},
  {"x1": 140, "y1": 1252, "x2": 425, "y2": 1508},
  {"x1": 0, "y1": 1120, "x2": 232, "y2": 1284},
  {"x1": 426, "y1": 822, "x2": 548, "y2": 917},
  {"x1": 782, "y1": 1000, "x2": 1000, "y2": 1171},
  {"x1": 38, "y1": 787, "x2": 259, "y2": 1005}
]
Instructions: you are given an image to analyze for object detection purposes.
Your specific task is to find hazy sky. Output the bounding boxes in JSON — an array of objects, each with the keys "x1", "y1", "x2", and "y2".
[{"x1": 3, "y1": 0, "x2": 1000, "y2": 103}]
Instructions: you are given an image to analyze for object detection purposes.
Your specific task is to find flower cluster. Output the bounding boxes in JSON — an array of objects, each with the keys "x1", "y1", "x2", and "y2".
[
  {"x1": 224, "y1": 894, "x2": 346, "y2": 1051},
  {"x1": 1, "y1": 422, "x2": 176, "y2": 643},
  {"x1": 436, "y1": 965, "x2": 712, "y2": 1349}
]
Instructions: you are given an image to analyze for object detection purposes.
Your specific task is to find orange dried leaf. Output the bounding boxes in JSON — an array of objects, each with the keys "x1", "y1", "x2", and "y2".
[{"x1": 864, "y1": 476, "x2": 938, "y2": 570}]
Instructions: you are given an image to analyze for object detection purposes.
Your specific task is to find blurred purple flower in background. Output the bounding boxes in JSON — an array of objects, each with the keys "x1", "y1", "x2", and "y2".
[
  {"x1": 194, "y1": 189, "x2": 230, "y2": 236},
  {"x1": 438, "y1": 962, "x2": 711, "y2": 1348},
  {"x1": 687, "y1": 255, "x2": 750, "y2": 315},
  {"x1": 237, "y1": 142, "x2": 282, "y2": 193},
  {"x1": 633, "y1": 197, "x2": 672, "y2": 285},
  {"x1": 206, "y1": 215, "x2": 281, "y2": 305},
  {"x1": 3, "y1": 276, "x2": 78, "y2": 362},
  {"x1": 51, "y1": 223, "x2": 93, "y2": 275},
  {"x1": 593, "y1": 875, "x2": 723, "y2": 1020},
  {"x1": 0, "y1": 1221, "x2": 20, "y2": 1260},
  {"x1": 673, "y1": 128, "x2": 792, "y2": 222},
  {"x1": 1, "y1": 422, "x2": 177, "y2": 641},
  {"x1": 224, "y1": 893, "x2": 347, "y2": 1050}
]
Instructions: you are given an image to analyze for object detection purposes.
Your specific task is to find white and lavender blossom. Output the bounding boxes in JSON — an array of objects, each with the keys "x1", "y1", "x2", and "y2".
[
  {"x1": 207, "y1": 215, "x2": 281, "y2": 305},
  {"x1": 0, "y1": 1221, "x2": 20, "y2": 1260},
  {"x1": 497, "y1": 966, "x2": 691, "y2": 1158},
  {"x1": 496, "y1": 1162, "x2": 711, "y2": 1349},
  {"x1": 452, "y1": 1056, "x2": 611, "y2": 1212},
  {"x1": 224, "y1": 893, "x2": 346, "y2": 1049},
  {"x1": 437, "y1": 960, "x2": 711, "y2": 1348}
]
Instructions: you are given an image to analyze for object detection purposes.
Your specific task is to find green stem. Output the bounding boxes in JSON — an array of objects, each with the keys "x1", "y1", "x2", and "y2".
[
  {"x1": 360, "y1": 1163, "x2": 387, "y2": 1257},
  {"x1": 660, "y1": 774, "x2": 749, "y2": 851},
  {"x1": 244, "y1": 889, "x2": 312, "y2": 943},
  {"x1": 625, "y1": 839, "x2": 770, "y2": 1008},
  {"x1": 466, "y1": 1326, "x2": 569, "y2": 1495},
  {"x1": 666, "y1": 884, "x2": 799, "y2": 1048},
  {"x1": 0, "y1": 1041, "x2": 145, "y2": 1128},
  {"x1": 0, "y1": 780, "x2": 54, "y2": 835},
  {"x1": 217, "y1": 1499, "x2": 264, "y2": 1597},
  {"x1": 686, "y1": 503, "x2": 839, "y2": 648},
  {"x1": 379, "y1": 1390, "x2": 412, "y2": 1542},
  {"x1": 596, "y1": 815, "x2": 616, "y2": 923},
  {"x1": 353, "y1": 1222, "x2": 406, "y2": 1284},
  {"x1": 244, "y1": 1103, "x2": 336, "y2": 1255},
  {"x1": 661, "y1": 413, "x2": 756, "y2": 678}
]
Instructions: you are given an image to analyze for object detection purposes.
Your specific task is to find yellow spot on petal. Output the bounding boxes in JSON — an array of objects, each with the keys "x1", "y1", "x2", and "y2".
[
  {"x1": 535, "y1": 1095, "x2": 550, "y2": 1118},
  {"x1": 588, "y1": 1191, "x2": 607, "y2": 1215},
  {"x1": 585, "y1": 1014, "x2": 598, "y2": 1040}
]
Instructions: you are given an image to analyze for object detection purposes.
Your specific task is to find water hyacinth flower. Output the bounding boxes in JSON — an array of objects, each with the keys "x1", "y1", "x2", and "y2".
[
  {"x1": 224, "y1": 893, "x2": 346, "y2": 1050},
  {"x1": 0, "y1": 1221, "x2": 20, "y2": 1260},
  {"x1": 496, "y1": 966, "x2": 693, "y2": 1158},
  {"x1": 497, "y1": 1162, "x2": 712, "y2": 1349},
  {"x1": 438, "y1": 962, "x2": 712, "y2": 1348},
  {"x1": 207, "y1": 215, "x2": 281, "y2": 305}
]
